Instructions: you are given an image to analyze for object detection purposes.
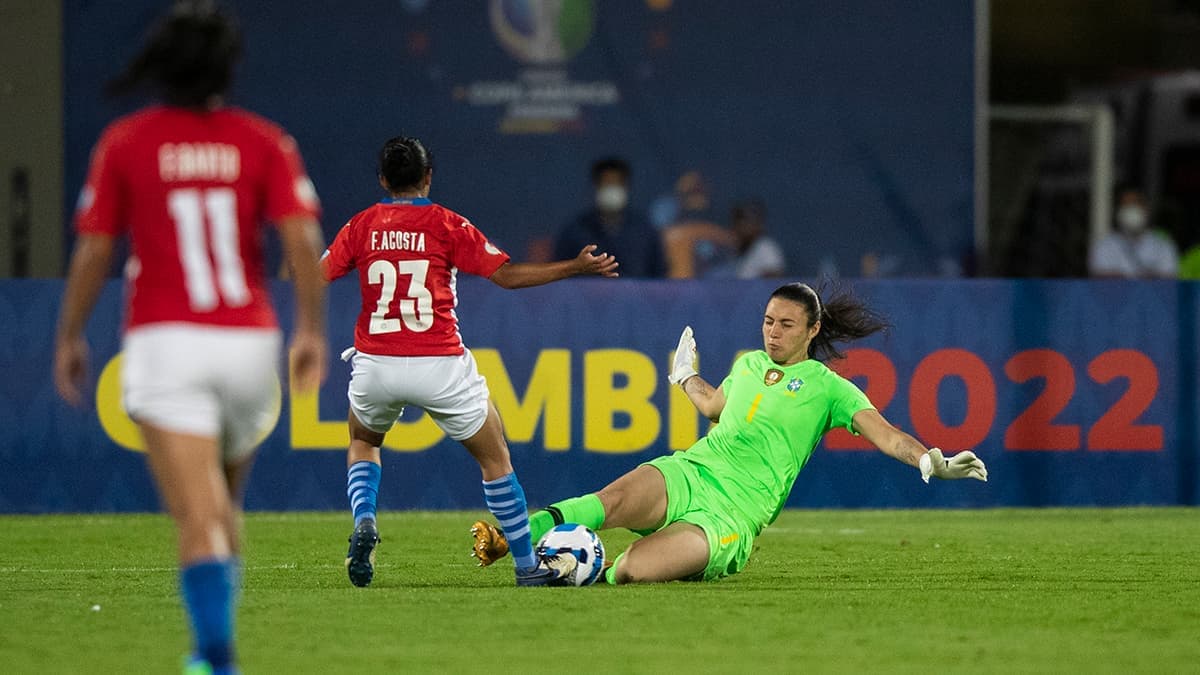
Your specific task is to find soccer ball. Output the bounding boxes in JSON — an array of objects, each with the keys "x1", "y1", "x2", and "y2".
[{"x1": 535, "y1": 523, "x2": 606, "y2": 586}]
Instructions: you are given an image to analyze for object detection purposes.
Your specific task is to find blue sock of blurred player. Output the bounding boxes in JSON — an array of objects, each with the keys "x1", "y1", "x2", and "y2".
[
  {"x1": 347, "y1": 461, "x2": 381, "y2": 525},
  {"x1": 482, "y1": 473, "x2": 536, "y2": 569},
  {"x1": 181, "y1": 557, "x2": 237, "y2": 673}
]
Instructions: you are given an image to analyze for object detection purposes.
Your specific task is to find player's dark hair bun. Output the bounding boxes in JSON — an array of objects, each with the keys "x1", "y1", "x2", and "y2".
[{"x1": 378, "y1": 136, "x2": 433, "y2": 192}]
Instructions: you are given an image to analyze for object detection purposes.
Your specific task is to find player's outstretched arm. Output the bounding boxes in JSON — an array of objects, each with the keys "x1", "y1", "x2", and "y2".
[
  {"x1": 668, "y1": 326, "x2": 725, "y2": 422},
  {"x1": 489, "y1": 244, "x2": 618, "y2": 289},
  {"x1": 851, "y1": 408, "x2": 988, "y2": 483},
  {"x1": 54, "y1": 233, "x2": 116, "y2": 407}
]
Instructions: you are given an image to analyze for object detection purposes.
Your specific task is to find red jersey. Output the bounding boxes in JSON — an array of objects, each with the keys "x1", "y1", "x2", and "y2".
[
  {"x1": 75, "y1": 105, "x2": 320, "y2": 330},
  {"x1": 321, "y1": 198, "x2": 511, "y2": 356}
]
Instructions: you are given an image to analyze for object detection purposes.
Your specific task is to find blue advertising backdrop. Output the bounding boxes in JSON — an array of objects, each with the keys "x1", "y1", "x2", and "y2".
[
  {"x1": 1, "y1": 278, "x2": 1195, "y2": 513},
  {"x1": 63, "y1": 0, "x2": 976, "y2": 278}
]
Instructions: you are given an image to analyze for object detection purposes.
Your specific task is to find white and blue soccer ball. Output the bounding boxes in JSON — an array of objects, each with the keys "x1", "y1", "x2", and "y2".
[{"x1": 535, "y1": 523, "x2": 606, "y2": 586}]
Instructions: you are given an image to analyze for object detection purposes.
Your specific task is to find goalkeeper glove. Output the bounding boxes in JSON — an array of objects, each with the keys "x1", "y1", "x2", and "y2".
[
  {"x1": 919, "y1": 448, "x2": 988, "y2": 483},
  {"x1": 668, "y1": 326, "x2": 699, "y2": 386}
]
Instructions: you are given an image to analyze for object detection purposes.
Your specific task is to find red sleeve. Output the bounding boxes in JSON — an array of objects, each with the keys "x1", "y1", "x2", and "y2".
[
  {"x1": 320, "y1": 220, "x2": 357, "y2": 281},
  {"x1": 74, "y1": 126, "x2": 126, "y2": 236},
  {"x1": 263, "y1": 131, "x2": 321, "y2": 223},
  {"x1": 448, "y1": 214, "x2": 510, "y2": 278}
]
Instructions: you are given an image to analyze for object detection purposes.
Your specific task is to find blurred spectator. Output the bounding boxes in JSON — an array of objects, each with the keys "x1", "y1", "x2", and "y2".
[
  {"x1": 667, "y1": 194, "x2": 787, "y2": 278},
  {"x1": 1088, "y1": 186, "x2": 1178, "y2": 278},
  {"x1": 655, "y1": 171, "x2": 714, "y2": 226},
  {"x1": 706, "y1": 198, "x2": 787, "y2": 279},
  {"x1": 554, "y1": 157, "x2": 665, "y2": 278},
  {"x1": 660, "y1": 171, "x2": 734, "y2": 278}
]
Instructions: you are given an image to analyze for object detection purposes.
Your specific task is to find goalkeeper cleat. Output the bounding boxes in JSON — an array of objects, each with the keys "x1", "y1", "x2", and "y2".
[
  {"x1": 183, "y1": 657, "x2": 237, "y2": 675},
  {"x1": 183, "y1": 657, "x2": 212, "y2": 675},
  {"x1": 514, "y1": 554, "x2": 577, "y2": 587},
  {"x1": 470, "y1": 520, "x2": 509, "y2": 567},
  {"x1": 345, "y1": 518, "x2": 381, "y2": 587}
]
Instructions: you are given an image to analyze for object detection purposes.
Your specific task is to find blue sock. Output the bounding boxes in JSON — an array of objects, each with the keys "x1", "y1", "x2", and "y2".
[
  {"x1": 181, "y1": 558, "x2": 236, "y2": 673},
  {"x1": 347, "y1": 461, "x2": 382, "y2": 526},
  {"x1": 482, "y1": 473, "x2": 536, "y2": 569}
]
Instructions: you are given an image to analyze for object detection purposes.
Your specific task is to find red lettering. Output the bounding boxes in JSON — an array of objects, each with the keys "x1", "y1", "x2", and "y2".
[
  {"x1": 909, "y1": 349, "x2": 995, "y2": 450},
  {"x1": 825, "y1": 349, "x2": 896, "y2": 450},
  {"x1": 1086, "y1": 350, "x2": 1163, "y2": 451},
  {"x1": 1004, "y1": 349, "x2": 1080, "y2": 450}
]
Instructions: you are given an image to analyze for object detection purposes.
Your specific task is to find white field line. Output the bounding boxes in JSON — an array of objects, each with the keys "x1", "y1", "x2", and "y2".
[
  {"x1": 760, "y1": 527, "x2": 866, "y2": 535},
  {"x1": 0, "y1": 563, "x2": 299, "y2": 574},
  {"x1": 0, "y1": 560, "x2": 479, "y2": 574}
]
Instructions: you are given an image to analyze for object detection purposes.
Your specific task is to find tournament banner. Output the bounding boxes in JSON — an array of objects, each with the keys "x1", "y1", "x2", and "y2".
[
  {"x1": 65, "y1": 0, "x2": 975, "y2": 279},
  {"x1": 0, "y1": 279, "x2": 1193, "y2": 513}
]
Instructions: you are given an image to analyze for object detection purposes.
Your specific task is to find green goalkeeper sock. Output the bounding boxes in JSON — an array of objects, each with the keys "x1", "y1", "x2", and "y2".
[
  {"x1": 604, "y1": 552, "x2": 624, "y2": 585},
  {"x1": 529, "y1": 494, "x2": 605, "y2": 543}
]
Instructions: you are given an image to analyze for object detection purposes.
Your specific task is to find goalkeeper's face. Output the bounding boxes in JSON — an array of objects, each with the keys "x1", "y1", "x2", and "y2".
[{"x1": 762, "y1": 298, "x2": 819, "y2": 365}]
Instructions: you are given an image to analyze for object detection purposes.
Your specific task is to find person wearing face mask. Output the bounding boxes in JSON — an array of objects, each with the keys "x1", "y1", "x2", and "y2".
[
  {"x1": 553, "y1": 157, "x2": 666, "y2": 277},
  {"x1": 1088, "y1": 186, "x2": 1179, "y2": 278}
]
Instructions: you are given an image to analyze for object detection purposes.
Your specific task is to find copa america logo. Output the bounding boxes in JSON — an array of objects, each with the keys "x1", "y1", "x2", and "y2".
[{"x1": 488, "y1": 0, "x2": 594, "y2": 65}]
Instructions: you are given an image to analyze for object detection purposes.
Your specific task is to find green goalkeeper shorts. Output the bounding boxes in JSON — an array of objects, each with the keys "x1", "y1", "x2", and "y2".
[{"x1": 643, "y1": 454, "x2": 756, "y2": 581}]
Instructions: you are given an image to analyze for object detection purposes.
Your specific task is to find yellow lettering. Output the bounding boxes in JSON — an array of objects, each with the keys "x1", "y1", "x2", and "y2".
[
  {"x1": 381, "y1": 411, "x2": 444, "y2": 451},
  {"x1": 668, "y1": 371, "x2": 700, "y2": 451},
  {"x1": 96, "y1": 354, "x2": 143, "y2": 452},
  {"x1": 95, "y1": 346, "x2": 749, "y2": 456},
  {"x1": 289, "y1": 368, "x2": 348, "y2": 450},
  {"x1": 98, "y1": 352, "x2": 279, "y2": 452},
  {"x1": 289, "y1": 361, "x2": 443, "y2": 451},
  {"x1": 584, "y1": 349, "x2": 659, "y2": 453},
  {"x1": 669, "y1": 350, "x2": 754, "y2": 448},
  {"x1": 475, "y1": 348, "x2": 570, "y2": 450}
]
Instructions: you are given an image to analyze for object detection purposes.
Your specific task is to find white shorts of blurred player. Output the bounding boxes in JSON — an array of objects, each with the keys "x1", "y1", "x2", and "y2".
[
  {"x1": 121, "y1": 324, "x2": 283, "y2": 463},
  {"x1": 347, "y1": 348, "x2": 490, "y2": 441}
]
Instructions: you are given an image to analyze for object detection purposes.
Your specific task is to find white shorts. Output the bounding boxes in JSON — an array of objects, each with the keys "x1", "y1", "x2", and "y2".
[
  {"x1": 347, "y1": 349, "x2": 490, "y2": 441},
  {"x1": 121, "y1": 323, "x2": 282, "y2": 462}
]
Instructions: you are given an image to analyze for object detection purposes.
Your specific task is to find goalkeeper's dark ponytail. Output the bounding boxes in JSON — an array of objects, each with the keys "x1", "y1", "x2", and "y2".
[
  {"x1": 106, "y1": 0, "x2": 242, "y2": 108},
  {"x1": 769, "y1": 282, "x2": 889, "y2": 362}
]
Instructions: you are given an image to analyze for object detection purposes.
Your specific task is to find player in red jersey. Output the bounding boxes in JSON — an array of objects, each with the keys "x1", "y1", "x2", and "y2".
[
  {"x1": 53, "y1": 3, "x2": 327, "y2": 673},
  {"x1": 322, "y1": 135, "x2": 619, "y2": 587}
]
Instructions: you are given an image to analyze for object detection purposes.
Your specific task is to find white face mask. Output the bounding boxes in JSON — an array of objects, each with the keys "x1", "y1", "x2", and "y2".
[
  {"x1": 1116, "y1": 204, "x2": 1147, "y2": 234},
  {"x1": 595, "y1": 185, "x2": 628, "y2": 213}
]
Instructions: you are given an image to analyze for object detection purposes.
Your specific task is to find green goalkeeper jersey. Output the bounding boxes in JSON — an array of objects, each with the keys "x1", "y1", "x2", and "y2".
[{"x1": 679, "y1": 350, "x2": 873, "y2": 532}]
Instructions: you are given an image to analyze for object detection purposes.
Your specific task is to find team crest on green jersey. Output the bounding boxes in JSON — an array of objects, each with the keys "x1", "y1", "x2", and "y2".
[
  {"x1": 764, "y1": 369, "x2": 785, "y2": 386},
  {"x1": 787, "y1": 377, "x2": 803, "y2": 392}
]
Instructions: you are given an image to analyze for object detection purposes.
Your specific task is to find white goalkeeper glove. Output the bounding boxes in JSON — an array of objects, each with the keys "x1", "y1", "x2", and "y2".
[
  {"x1": 919, "y1": 448, "x2": 988, "y2": 484},
  {"x1": 668, "y1": 326, "x2": 699, "y2": 386}
]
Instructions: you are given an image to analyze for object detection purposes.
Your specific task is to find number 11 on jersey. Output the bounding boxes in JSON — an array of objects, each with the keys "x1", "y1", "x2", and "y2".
[{"x1": 167, "y1": 187, "x2": 249, "y2": 312}]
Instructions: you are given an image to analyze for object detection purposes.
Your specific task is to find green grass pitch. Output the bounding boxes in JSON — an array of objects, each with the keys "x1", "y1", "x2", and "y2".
[{"x1": 2, "y1": 508, "x2": 1198, "y2": 673}]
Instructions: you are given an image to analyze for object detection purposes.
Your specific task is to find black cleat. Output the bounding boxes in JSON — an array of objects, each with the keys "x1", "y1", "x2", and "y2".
[
  {"x1": 345, "y1": 518, "x2": 380, "y2": 587},
  {"x1": 515, "y1": 554, "x2": 577, "y2": 587}
]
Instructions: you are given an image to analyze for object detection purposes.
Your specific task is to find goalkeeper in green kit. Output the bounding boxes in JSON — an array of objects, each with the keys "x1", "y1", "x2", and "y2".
[{"x1": 472, "y1": 282, "x2": 988, "y2": 584}]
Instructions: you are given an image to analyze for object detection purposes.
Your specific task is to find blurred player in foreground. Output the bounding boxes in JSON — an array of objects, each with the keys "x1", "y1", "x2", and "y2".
[
  {"x1": 472, "y1": 282, "x2": 987, "y2": 583},
  {"x1": 54, "y1": 3, "x2": 328, "y2": 672},
  {"x1": 320, "y1": 135, "x2": 619, "y2": 587}
]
